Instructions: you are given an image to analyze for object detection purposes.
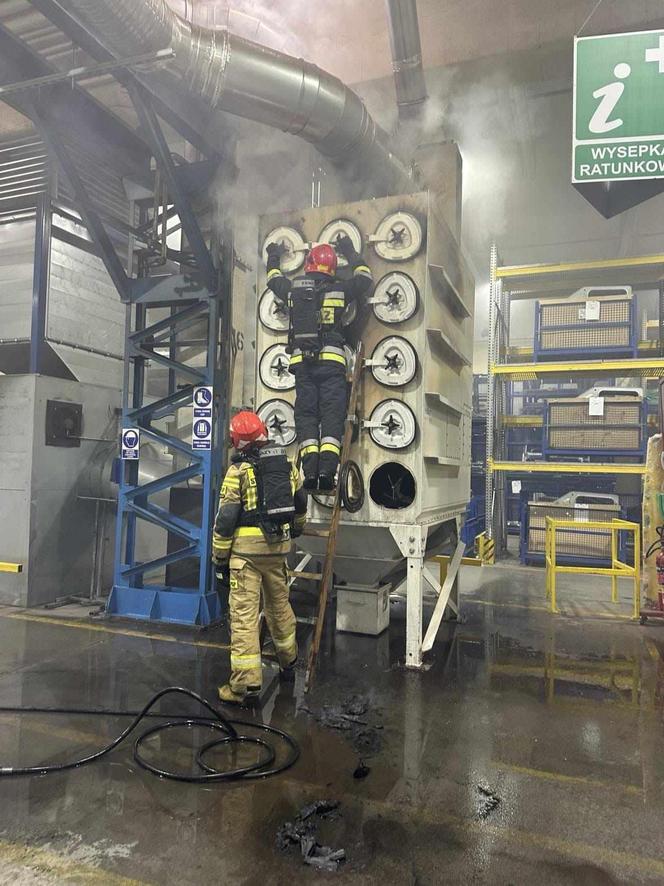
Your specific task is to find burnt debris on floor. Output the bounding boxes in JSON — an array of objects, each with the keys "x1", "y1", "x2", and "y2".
[
  {"x1": 301, "y1": 693, "x2": 384, "y2": 758},
  {"x1": 276, "y1": 800, "x2": 346, "y2": 872},
  {"x1": 476, "y1": 785, "x2": 501, "y2": 820}
]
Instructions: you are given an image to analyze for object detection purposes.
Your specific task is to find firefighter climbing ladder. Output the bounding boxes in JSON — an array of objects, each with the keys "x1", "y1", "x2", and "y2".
[{"x1": 296, "y1": 342, "x2": 364, "y2": 692}]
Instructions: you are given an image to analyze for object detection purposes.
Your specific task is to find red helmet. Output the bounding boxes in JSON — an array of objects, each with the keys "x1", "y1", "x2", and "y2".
[
  {"x1": 305, "y1": 243, "x2": 337, "y2": 277},
  {"x1": 230, "y1": 411, "x2": 268, "y2": 450}
]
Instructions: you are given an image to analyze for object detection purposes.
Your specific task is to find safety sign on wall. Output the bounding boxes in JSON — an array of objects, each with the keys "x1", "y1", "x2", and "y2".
[
  {"x1": 573, "y1": 29, "x2": 664, "y2": 182},
  {"x1": 192, "y1": 418, "x2": 212, "y2": 451},
  {"x1": 193, "y1": 386, "x2": 213, "y2": 418},
  {"x1": 121, "y1": 428, "x2": 140, "y2": 460}
]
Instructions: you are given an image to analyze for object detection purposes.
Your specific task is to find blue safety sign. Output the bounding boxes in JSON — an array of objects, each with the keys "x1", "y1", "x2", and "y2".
[
  {"x1": 193, "y1": 385, "x2": 213, "y2": 418},
  {"x1": 121, "y1": 428, "x2": 140, "y2": 460},
  {"x1": 192, "y1": 418, "x2": 212, "y2": 451}
]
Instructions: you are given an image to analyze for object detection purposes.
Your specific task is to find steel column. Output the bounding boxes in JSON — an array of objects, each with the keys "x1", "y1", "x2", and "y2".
[{"x1": 29, "y1": 194, "x2": 51, "y2": 374}]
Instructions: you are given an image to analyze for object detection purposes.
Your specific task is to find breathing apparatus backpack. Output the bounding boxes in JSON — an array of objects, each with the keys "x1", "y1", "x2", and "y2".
[
  {"x1": 289, "y1": 277, "x2": 325, "y2": 358},
  {"x1": 241, "y1": 445, "x2": 295, "y2": 542}
]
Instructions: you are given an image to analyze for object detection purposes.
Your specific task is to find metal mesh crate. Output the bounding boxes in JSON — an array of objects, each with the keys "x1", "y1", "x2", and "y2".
[
  {"x1": 534, "y1": 294, "x2": 636, "y2": 358},
  {"x1": 544, "y1": 397, "x2": 645, "y2": 456},
  {"x1": 526, "y1": 498, "x2": 621, "y2": 562}
]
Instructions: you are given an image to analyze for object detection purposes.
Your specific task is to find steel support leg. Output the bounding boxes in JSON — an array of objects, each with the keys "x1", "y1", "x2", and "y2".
[{"x1": 391, "y1": 524, "x2": 429, "y2": 669}]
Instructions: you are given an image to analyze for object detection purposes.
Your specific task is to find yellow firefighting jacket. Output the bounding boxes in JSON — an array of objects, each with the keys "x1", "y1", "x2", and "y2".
[{"x1": 212, "y1": 456, "x2": 307, "y2": 562}]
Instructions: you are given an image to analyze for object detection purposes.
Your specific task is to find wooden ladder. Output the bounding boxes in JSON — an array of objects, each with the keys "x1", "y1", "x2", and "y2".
[{"x1": 293, "y1": 342, "x2": 363, "y2": 692}]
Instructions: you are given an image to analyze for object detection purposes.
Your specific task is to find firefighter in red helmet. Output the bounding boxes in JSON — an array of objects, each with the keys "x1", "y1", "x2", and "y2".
[
  {"x1": 265, "y1": 236, "x2": 372, "y2": 490},
  {"x1": 212, "y1": 410, "x2": 307, "y2": 704}
]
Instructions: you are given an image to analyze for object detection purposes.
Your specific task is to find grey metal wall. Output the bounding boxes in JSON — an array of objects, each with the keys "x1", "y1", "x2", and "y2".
[
  {"x1": 47, "y1": 221, "x2": 125, "y2": 358},
  {"x1": 0, "y1": 376, "x2": 35, "y2": 605},
  {"x1": 0, "y1": 375, "x2": 121, "y2": 607},
  {"x1": 0, "y1": 219, "x2": 35, "y2": 343}
]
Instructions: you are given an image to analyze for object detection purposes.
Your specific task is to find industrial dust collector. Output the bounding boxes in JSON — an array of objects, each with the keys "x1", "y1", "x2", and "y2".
[{"x1": 256, "y1": 192, "x2": 474, "y2": 666}]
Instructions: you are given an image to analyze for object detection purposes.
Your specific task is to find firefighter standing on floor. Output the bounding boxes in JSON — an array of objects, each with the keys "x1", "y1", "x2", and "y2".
[
  {"x1": 266, "y1": 235, "x2": 373, "y2": 491},
  {"x1": 212, "y1": 410, "x2": 307, "y2": 705}
]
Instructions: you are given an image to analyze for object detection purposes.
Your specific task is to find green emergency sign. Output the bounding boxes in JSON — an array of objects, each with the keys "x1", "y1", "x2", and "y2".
[{"x1": 573, "y1": 29, "x2": 664, "y2": 182}]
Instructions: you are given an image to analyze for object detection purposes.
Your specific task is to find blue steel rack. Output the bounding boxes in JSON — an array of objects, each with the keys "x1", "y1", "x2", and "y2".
[{"x1": 26, "y1": 73, "x2": 232, "y2": 626}]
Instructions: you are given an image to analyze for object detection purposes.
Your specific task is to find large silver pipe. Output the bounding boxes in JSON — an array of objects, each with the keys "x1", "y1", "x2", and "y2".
[
  {"x1": 385, "y1": 0, "x2": 427, "y2": 113},
  {"x1": 58, "y1": 0, "x2": 412, "y2": 193}
]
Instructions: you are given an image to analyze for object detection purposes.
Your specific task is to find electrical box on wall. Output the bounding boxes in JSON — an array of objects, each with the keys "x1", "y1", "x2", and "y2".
[{"x1": 45, "y1": 399, "x2": 82, "y2": 447}]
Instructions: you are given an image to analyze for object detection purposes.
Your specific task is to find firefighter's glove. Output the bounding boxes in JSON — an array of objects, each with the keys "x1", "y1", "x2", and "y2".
[
  {"x1": 266, "y1": 241, "x2": 287, "y2": 259},
  {"x1": 335, "y1": 234, "x2": 357, "y2": 260}
]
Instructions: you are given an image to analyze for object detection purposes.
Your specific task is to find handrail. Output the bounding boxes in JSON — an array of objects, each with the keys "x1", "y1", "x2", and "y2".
[{"x1": 545, "y1": 517, "x2": 640, "y2": 619}]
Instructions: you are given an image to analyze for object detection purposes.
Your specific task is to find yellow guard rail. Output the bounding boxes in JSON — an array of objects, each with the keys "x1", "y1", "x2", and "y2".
[{"x1": 545, "y1": 517, "x2": 640, "y2": 619}]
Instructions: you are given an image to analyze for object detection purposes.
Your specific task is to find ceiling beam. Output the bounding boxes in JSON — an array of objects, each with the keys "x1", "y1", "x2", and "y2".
[
  {"x1": 27, "y1": 0, "x2": 225, "y2": 158},
  {"x1": 0, "y1": 20, "x2": 150, "y2": 184}
]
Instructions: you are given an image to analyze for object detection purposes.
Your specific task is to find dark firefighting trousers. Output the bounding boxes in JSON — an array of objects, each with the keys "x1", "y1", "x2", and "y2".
[{"x1": 293, "y1": 359, "x2": 347, "y2": 482}]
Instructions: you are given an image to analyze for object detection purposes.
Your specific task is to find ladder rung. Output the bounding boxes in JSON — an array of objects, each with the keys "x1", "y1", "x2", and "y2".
[
  {"x1": 288, "y1": 569, "x2": 323, "y2": 581},
  {"x1": 302, "y1": 528, "x2": 330, "y2": 538}
]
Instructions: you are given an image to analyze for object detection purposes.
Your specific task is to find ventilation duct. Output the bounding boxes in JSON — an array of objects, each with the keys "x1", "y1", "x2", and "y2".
[
  {"x1": 384, "y1": 0, "x2": 427, "y2": 115},
  {"x1": 58, "y1": 0, "x2": 413, "y2": 194}
]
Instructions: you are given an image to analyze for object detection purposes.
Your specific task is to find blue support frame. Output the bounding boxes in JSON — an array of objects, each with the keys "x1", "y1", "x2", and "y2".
[
  {"x1": 108, "y1": 278, "x2": 224, "y2": 625},
  {"x1": 27, "y1": 74, "x2": 230, "y2": 626}
]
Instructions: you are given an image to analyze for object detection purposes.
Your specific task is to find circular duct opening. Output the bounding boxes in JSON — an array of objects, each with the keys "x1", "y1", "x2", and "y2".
[{"x1": 369, "y1": 462, "x2": 416, "y2": 510}]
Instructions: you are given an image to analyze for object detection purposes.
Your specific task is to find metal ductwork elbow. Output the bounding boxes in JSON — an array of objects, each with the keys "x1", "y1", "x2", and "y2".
[
  {"x1": 58, "y1": 0, "x2": 413, "y2": 194},
  {"x1": 384, "y1": 0, "x2": 427, "y2": 115}
]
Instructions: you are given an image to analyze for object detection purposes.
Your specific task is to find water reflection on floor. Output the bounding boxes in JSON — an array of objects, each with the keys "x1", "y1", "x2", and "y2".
[{"x1": 0, "y1": 565, "x2": 663, "y2": 883}]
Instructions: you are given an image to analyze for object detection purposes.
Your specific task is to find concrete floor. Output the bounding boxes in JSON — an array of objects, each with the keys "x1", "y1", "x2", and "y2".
[{"x1": 0, "y1": 565, "x2": 662, "y2": 884}]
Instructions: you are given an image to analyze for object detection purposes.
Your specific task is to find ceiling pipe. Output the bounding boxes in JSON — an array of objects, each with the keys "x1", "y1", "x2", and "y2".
[
  {"x1": 384, "y1": 0, "x2": 427, "y2": 116},
  {"x1": 57, "y1": 0, "x2": 413, "y2": 195}
]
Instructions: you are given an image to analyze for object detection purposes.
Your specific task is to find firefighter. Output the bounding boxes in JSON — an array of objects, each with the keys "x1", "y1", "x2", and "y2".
[
  {"x1": 266, "y1": 235, "x2": 372, "y2": 491},
  {"x1": 212, "y1": 410, "x2": 307, "y2": 705}
]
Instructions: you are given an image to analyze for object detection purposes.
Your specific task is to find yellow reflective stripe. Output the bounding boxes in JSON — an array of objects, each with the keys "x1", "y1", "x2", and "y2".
[
  {"x1": 290, "y1": 354, "x2": 303, "y2": 365},
  {"x1": 319, "y1": 352, "x2": 346, "y2": 365},
  {"x1": 230, "y1": 653, "x2": 262, "y2": 669},
  {"x1": 235, "y1": 526, "x2": 264, "y2": 537},
  {"x1": 223, "y1": 476, "x2": 240, "y2": 487},
  {"x1": 273, "y1": 631, "x2": 297, "y2": 651},
  {"x1": 244, "y1": 466, "x2": 257, "y2": 510},
  {"x1": 354, "y1": 265, "x2": 372, "y2": 276},
  {"x1": 213, "y1": 536, "x2": 232, "y2": 551},
  {"x1": 300, "y1": 444, "x2": 319, "y2": 456},
  {"x1": 320, "y1": 442, "x2": 341, "y2": 455},
  {"x1": 322, "y1": 297, "x2": 345, "y2": 307},
  {"x1": 267, "y1": 268, "x2": 282, "y2": 281}
]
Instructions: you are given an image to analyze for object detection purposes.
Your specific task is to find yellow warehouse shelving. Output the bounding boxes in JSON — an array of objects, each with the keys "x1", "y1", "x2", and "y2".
[{"x1": 485, "y1": 244, "x2": 663, "y2": 556}]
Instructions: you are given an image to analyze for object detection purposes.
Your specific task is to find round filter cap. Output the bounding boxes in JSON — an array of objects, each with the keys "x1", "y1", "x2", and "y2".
[
  {"x1": 257, "y1": 399, "x2": 296, "y2": 446},
  {"x1": 370, "y1": 336, "x2": 418, "y2": 387},
  {"x1": 259, "y1": 344, "x2": 294, "y2": 391},
  {"x1": 258, "y1": 288, "x2": 289, "y2": 332},
  {"x1": 368, "y1": 399, "x2": 417, "y2": 449},
  {"x1": 318, "y1": 218, "x2": 362, "y2": 268},
  {"x1": 372, "y1": 272, "x2": 419, "y2": 324},
  {"x1": 261, "y1": 226, "x2": 306, "y2": 274},
  {"x1": 372, "y1": 211, "x2": 423, "y2": 262}
]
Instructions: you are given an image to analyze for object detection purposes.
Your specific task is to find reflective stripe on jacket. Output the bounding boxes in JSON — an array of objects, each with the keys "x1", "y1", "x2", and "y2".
[{"x1": 212, "y1": 457, "x2": 307, "y2": 560}]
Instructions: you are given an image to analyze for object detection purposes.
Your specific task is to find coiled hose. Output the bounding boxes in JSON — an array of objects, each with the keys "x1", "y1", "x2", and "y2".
[{"x1": 0, "y1": 687, "x2": 299, "y2": 782}]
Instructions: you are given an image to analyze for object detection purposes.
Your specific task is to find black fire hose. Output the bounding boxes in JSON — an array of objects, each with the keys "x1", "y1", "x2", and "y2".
[
  {"x1": 312, "y1": 460, "x2": 364, "y2": 513},
  {"x1": 0, "y1": 687, "x2": 299, "y2": 782}
]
